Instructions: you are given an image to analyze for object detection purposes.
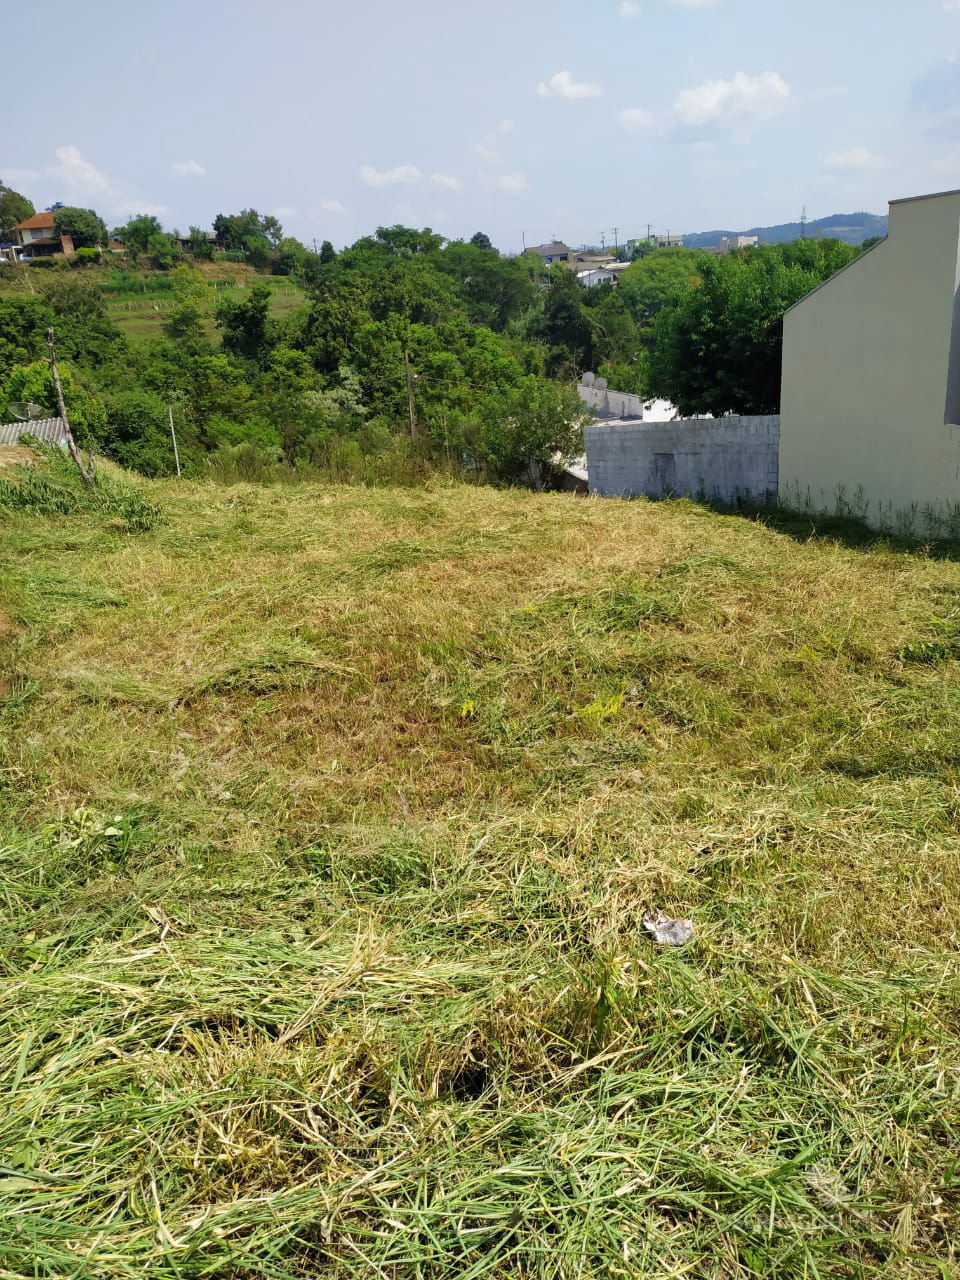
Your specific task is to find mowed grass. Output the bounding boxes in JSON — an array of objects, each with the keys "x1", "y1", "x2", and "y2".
[{"x1": 1, "y1": 459, "x2": 959, "y2": 1278}]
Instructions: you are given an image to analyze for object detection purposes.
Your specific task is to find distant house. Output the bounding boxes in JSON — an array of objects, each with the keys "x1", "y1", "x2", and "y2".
[
  {"x1": 525, "y1": 240, "x2": 573, "y2": 266},
  {"x1": 577, "y1": 267, "x2": 617, "y2": 288},
  {"x1": 779, "y1": 186, "x2": 960, "y2": 530},
  {"x1": 174, "y1": 230, "x2": 220, "y2": 251},
  {"x1": 720, "y1": 235, "x2": 759, "y2": 253},
  {"x1": 655, "y1": 234, "x2": 684, "y2": 249},
  {"x1": 576, "y1": 261, "x2": 630, "y2": 288},
  {"x1": 572, "y1": 251, "x2": 615, "y2": 269},
  {"x1": 12, "y1": 211, "x2": 75, "y2": 259}
]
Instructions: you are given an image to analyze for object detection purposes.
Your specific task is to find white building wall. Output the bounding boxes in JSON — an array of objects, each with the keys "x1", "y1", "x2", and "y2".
[{"x1": 779, "y1": 189, "x2": 960, "y2": 528}]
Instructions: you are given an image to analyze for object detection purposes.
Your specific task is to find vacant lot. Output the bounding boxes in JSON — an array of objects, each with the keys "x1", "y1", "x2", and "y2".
[{"x1": 1, "y1": 458, "x2": 958, "y2": 1278}]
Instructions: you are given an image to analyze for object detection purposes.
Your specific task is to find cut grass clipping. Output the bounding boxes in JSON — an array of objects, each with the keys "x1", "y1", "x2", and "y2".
[{"x1": 1, "y1": 463, "x2": 959, "y2": 1278}]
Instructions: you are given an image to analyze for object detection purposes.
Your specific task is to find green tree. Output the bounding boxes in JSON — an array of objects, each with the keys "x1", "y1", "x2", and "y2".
[
  {"x1": 618, "y1": 248, "x2": 703, "y2": 338},
  {"x1": 469, "y1": 231, "x2": 495, "y2": 252},
  {"x1": 648, "y1": 241, "x2": 857, "y2": 415},
  {"x1": 213, "y1": 209, "x2": 282, "y2": 266},
  {"x1": 461, "y1": 376, "x2": 587, "y2": 483},
  {"x1": 0, "y1": 296, "x2": 54, "y2": 380},
  {"x1": 0, "y1": 179, "x2": 34, "y2": 240},
  {"x1": 148, "y1": 232, "x2": 180, "y2": 270},
  {"x1": 538, "y1": 266, "x2": 597, "y2": 377},
  {"x1": 374, "y1": 225, "x2": 444, "y2": 257},
  {"x1": 272, "y1": 237, "x2": 309, "y2": 276},
  {"x1": 39, "y1": 277, "x2": 126, "y2": 368},
  {"x1": 217, "y1": 283, "x2": 272, "y2": 364},
  {"x1": 1, "y1": 359, "x2": 106, "y2": 443},
  {"x1": 116, "y1": 214, "x2": 163, "y2": 257},
  {"x1": 188, "y1": 226, "x2": 214, "y2": 261},
  {"x1": 53, "y1": 206, "x2": 108, "y2": 249},
  {"x1": 435, "y1": 241, "x2": 536, "y2": 331},
  {"x1": 100, "y1": 388, "x2": 196, "y2": 476},
  {"x1": 165, "y1": 265, "x2": 210, "y2": 345},
  {"x1": 319, "y1": 239, "x2": 336, "y2": 264}
]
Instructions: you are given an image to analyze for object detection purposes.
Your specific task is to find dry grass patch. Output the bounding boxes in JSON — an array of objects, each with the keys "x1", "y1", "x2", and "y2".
[{"x1": 2, "y1": 464, "x2": 960, "y2": 1277}]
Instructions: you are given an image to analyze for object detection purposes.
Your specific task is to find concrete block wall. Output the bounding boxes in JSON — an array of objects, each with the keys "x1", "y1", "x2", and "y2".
[
  {"x1": 577, "y1": 383, "x2": 647, "y2": 420},
  {"x1": 585, "y1": 415, "x2": 780, "y2": 504}
]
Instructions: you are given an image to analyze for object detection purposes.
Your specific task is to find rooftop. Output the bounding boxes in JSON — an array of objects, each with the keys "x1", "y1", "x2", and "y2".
[{"x1": 14, "y1": 211, "x2": 55, "y2": 231}]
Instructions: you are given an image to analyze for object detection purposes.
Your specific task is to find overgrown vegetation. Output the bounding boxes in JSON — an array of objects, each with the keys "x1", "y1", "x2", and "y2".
[
  {"x1": 1, "y1": 195, "x2": 863, "y2": 489},
  {"x1": 1, "y1": 463, "x2": 958, "y2": 1277}
]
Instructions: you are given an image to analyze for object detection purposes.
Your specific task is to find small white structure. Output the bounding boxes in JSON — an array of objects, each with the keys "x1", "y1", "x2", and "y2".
[
  {"x1": 0, "y1": 417, "x2": 67, "y2": 446},
  {"x1": 779, "y1": 187, "x2": 960, "y2": 530},
  {"x1": 577, "y1": 267, "x2": 616, "y2": 288}
]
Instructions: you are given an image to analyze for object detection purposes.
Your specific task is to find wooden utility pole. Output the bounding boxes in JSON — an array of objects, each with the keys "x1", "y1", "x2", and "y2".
[
  {"x1": 47, "y1": 329, "x2": 95, "y2": 486},
  {"x1": 168, "y1": 403, "x2": 182, "y2": 477},
  {"x1": 403, "y1": 348, "x2": 416, "y2": 437}
]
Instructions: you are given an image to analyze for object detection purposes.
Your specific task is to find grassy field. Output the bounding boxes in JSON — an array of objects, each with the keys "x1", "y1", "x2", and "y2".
[
  {"x1": 103, "y1": 274, "x2": 306, "y2": 344},
  {"x1": 0, "y1": 261, "x2": 306, "y2": 344},
  {"x1": 1, "y1": 455, "x2": 959, "y2": 1278}
]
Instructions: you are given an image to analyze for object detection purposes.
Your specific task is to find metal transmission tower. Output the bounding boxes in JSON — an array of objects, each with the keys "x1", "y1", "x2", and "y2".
[{"x1": 800, "y1": 206, "x2": 808, "y2": 239}]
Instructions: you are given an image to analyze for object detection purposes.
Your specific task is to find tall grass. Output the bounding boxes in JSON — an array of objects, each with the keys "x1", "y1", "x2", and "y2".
[{"x1": 1, "y1": 478, "x2": 959, "y2": 1277}]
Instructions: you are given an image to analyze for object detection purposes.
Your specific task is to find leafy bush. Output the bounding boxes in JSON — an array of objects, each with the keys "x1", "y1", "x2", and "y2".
[{"x1": 72, "y1": 247, "x2": 102, "y2": 267}]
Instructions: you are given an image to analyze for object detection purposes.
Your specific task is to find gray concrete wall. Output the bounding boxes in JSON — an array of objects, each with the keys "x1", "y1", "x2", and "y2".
[
  {"x1": 577, "y1": 384, "x2": 647, "y2": 420},
  {"x1": 585, "y1": 415, "x2": 780, "y2": 503}
]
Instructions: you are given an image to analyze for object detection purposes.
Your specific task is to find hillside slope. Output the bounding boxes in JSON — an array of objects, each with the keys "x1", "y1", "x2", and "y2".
[
  {"x1": 1, "y1": 460, "x2": 958, "y2": 1278},
  {"x1": 685, "y1": 211, "x2": 888, "y2": 248}
]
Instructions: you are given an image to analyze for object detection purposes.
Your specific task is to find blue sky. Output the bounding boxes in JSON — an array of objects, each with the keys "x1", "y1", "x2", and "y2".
[{"x1": 4, "y1": 0, "x2": 960, "y2": 252}]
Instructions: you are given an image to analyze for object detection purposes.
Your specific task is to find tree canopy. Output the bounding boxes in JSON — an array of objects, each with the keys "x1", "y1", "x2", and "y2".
[
  {"x1": 648, "y1": 240, "x2": 858, "y2": 416},
  {"x1": 53, "y1": 206, "x2": 108, "y2": 250},
  {"x1": 0, "y1": 179, "x2": 34, "y2": 241}
]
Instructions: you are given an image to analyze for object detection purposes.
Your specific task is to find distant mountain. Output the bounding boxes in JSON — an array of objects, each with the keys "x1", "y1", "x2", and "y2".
[{"x1": 683, "y1": 211, "x2": 888, "y2": 250}]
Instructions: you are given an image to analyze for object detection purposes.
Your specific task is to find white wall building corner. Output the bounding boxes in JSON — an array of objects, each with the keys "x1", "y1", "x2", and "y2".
[{"x1": 779, "y1": 187, "x2": 960, "y2": 534}]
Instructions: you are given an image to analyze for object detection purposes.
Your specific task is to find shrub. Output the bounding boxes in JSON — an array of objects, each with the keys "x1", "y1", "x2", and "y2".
[{"x1": 72, "y1": 247, "x2": 102, "y2": 267}]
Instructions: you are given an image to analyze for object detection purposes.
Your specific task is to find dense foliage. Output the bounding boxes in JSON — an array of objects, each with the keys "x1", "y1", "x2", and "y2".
[
  {"x1": 1, "y1": 190, "x2": 863, "y2": 479},
  {"x1": 0, "y1": 178, "x2": 34, "y2": 241},
  {"x1": 648, "y1": 239, "x2": 858, "y2": 415},
  {"x1": 0, "y1": 225, "x2": 599, "y2": 484},
  {"x1": 53, "y1": 206, "x2": 109, "y2": 250}
]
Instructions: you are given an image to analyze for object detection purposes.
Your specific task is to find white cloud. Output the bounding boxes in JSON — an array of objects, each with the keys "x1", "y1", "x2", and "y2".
[
  {"x1": 475, "y1": 119, "x2": 514, "y2": 163},
  {"x1": 619, "y1": 1, "x2": 641, "y2": 16},
  {"x1": 496, "y1": 170, "x2": 529, "y2": 194},
  {"x1": 824, "y1": 147, "x2": 887, "y2": 172},
  {"x1": 537, "y1": 70, "x2": 604, "y2": 101},
  {"x1": 669, "y1": 0, "x2": 719, "y2": 6},
  {"x1": 945, "y1": 0, "x2": 960, "y2": 10},
  {"x1": 44, "y1": 144, "x2": 166, "y2": 219},
  {"x1": 359, "y1": 163, "x2": 422, "y2": 187},
  {"x1": 621, "y1": 107, "x2": 656, "y2": 132},
  {"x1": 171, "y1": 159, "x2": 205, "y2": 177},
  {"x1": 431, "y1": 172, "x2": 463, "y2": 192},
  {"x1": 672, "y1": 70, "x2": 789, "y2": 127},
  {"x1": 314, "y1": 198, "x2": 346, "y2": 214},
  {"x1": 273, "y1": 205, "x2": 298, "y2": 218},
  {"x1": 52, "y1": 144, "x2": 111, "y2": 196}
]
